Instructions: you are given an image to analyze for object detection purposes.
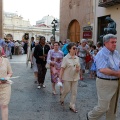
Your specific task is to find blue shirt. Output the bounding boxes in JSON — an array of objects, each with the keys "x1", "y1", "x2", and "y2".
[
  {"x1": 62, "y1": 44, "x2": 68, "y2": 56},
  {"x1": 0, "y1": 39, "x2": 5, "y2": 47},
  {"x1": 95, "y1": 46, "x2": 120, "y2": 79}
]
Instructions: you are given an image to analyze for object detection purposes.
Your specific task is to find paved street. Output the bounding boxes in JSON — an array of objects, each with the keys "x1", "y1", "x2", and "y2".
[{"x1": 7, "y1": 55, "x2": 120, "y2": 120}]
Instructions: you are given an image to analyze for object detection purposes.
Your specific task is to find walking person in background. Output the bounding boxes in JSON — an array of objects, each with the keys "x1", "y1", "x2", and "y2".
[
  {"x1": 59, "y1": 42, "x2": 80, "y2": 113},
  {"x1": 31, "y1": 40, "x2": 39, "y2": 84},
  {"x1": 47, "y1": 42, "x2": 64, "y2": 95},
  {"x1": 62, "y1": 39, "x2": 70, "y2": 56},
  {"x1": 0, "y1": 46, "x2": 13, "y2": 120},
  {"x1": 34, "y1": 36, "x2": 50, "y2": 89},
  {"x1": 77, "y1": 39, "x2": 89, "y2": 80},
  {"x1": 87, "y1": 34, "x2": 120, "y2": 120}
]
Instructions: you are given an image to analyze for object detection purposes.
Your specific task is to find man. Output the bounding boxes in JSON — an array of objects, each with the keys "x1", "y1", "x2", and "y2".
[
  {"x1": 87, "y1": 34, "x2": 120, "y2": 120},
  {"x1": 34, "y1": 36, "x2": 50, "y2": 89}
]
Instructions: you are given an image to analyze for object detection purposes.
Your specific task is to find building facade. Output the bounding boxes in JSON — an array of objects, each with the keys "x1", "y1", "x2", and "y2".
[
  {"x1": 3, "y1": 12, "x2": 60, "y2": 41},
  {"x1": 94, "y1": 0, "x2": 120, "y2": 51},
  {"x1": 60, "y1": 0, "x2": 94, "y2": 42},
  {"x1": 0, "y1": 0, "x2": 3, "y2": 38}
]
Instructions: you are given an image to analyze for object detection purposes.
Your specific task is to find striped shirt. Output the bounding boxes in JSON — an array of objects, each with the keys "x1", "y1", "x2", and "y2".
[{"x1": 95, "y1": 46, "x2": 120, "y2": 79}]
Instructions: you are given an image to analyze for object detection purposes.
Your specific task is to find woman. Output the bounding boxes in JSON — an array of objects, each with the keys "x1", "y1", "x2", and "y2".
[
  {"x1": 59, "y1": 42, "x2": 80, "y2": 113},
  {"x1": 0, "y1": 46, "x2": 13, "y2": 120},
  {"x1": 77, "y1": 39, "x2": 89, "y2": 80},
  {"x1": 31, "y1": 40, "x2": 39, "y2": 83},
  {"x1": 47, "y1": 42, "x2": 64, "y2": 95}
]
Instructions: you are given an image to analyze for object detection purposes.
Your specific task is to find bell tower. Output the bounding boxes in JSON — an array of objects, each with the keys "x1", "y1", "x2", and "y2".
[{"x1": 0, "y1": 0, "x2": 3, "y2": 38}]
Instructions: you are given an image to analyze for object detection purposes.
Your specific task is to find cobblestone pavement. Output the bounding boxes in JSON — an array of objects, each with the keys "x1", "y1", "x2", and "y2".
[{"x1": 7, "y1": 55, "x2": 120, "y2": 120}]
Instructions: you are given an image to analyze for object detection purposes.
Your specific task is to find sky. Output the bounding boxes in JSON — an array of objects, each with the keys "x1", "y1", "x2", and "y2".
[{"x1": 3, "y1": 0, "x2": 60, "y2": 25}]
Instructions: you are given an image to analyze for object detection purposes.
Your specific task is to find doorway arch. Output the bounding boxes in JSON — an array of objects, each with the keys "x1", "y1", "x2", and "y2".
[{"x1": 68, "y1": 20, "x2": 80, "y2": 42}]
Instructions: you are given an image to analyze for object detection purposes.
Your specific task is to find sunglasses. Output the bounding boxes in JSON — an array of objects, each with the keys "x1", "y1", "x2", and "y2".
[{"x1": 72, "y1": 47, "x2": 77, "y2": 50}]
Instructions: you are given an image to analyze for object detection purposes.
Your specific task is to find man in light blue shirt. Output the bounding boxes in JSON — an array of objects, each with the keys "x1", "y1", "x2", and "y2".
[{"x1": 87, "y1": 34, "x2": 120, "y2": 120}]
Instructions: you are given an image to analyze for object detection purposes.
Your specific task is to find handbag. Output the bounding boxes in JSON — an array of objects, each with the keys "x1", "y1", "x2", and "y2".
[{"x1": 45, "y1": 63, "x2": 50, "y2": 69}]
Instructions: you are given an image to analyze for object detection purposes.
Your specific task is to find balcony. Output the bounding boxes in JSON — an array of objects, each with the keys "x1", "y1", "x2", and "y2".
[{"x1": 98, "y1": 0, "x2": 120, "y2": 7}]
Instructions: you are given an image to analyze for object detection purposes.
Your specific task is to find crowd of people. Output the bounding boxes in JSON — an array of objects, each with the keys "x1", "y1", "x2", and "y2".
[
  {"x1": 0, "y1": 33, "x2": 120, "y2": 120},
  {"x1": 0, "y1": 35, "x2": 29, "y2": 59}
]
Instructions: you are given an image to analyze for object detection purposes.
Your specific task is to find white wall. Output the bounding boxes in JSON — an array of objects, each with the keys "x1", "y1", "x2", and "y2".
[{"x1": 95, "y1": 0, "x2": 120, "y2": 51}]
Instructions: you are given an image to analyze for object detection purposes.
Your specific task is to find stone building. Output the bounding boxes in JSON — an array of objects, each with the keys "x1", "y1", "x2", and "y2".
[
  {"x1": 0, "y1": 0, "x2": 3, "y2": 38},
  {"x1": 60, "y1": 0, "x2": 94, "y2": 42},
  {"x1": 3, "y1": 12, "x2": 60, "y2": 41}
]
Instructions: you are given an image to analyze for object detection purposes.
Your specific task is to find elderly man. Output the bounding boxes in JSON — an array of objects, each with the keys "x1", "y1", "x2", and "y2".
[{"x1": 87, "y1": 34, "x2": 120, "y2": 120}]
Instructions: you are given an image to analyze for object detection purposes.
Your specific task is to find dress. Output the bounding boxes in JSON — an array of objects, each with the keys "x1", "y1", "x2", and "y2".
[
  {"x1": 0, "y1": 57, "x2": 13, "y2": 105},
  {"x1": 90, "y1": 55, "x2": 96, "y2": 71},
  {"x1": 47, "y1": 50, "x2": 64, "y2": 83}
]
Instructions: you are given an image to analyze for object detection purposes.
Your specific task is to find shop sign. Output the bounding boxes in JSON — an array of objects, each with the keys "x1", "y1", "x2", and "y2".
[
  {"x1": 83, "y1": 26, "x2": 92, "y2": 31},
  {"x1": 83, "y1": 31, "x2": 92, "y2": 39}
]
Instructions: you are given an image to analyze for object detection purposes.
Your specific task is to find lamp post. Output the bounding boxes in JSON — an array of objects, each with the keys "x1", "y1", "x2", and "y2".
[{"x1": 51, "y1": 19, "x2": 58, "y2": 41}]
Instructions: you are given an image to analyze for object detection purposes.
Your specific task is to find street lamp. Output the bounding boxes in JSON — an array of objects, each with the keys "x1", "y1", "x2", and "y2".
[{"x1": 51, "y1": 19, "x2": 58, "y2": 41}]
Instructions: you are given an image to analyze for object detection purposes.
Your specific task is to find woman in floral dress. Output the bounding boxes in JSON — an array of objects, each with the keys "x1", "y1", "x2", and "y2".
[{"x1": 47, "y1": 42, "x2": 64, "y2": 95}]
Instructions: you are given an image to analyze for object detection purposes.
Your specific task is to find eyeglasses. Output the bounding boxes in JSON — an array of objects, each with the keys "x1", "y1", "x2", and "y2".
[{"x1": 72, "y1": 47, "x2": 77, "y2": 50}]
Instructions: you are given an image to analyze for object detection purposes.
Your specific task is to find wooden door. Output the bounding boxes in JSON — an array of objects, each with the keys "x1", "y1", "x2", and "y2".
[{"x1": 68, "y1": 20, "x2": 80, "y2": 42}]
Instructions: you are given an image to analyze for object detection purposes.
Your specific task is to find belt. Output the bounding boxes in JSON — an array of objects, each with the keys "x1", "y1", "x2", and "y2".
[{"x1": 97, "y1": 76, "x2": 119, "y2": 81}]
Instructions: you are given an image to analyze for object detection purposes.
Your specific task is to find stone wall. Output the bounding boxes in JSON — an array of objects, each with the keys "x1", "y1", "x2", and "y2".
[
  {"x1": 0, "y1": 0, "x2": 3, "y2": 38},
  {"x1": 60, "y1": 0, "x2": 94, "y2": 41}
]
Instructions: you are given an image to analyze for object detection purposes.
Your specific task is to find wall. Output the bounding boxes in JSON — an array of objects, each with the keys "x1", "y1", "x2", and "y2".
[
  {"x1": 95, "y1": 0, "x2": 120, "y2": 51},
  {"x1": 60, "y1": 0, "x2": 94, "y2": 41},
  {"x1": 0, "y1": 0, "x2": 3, "y2": 38}
]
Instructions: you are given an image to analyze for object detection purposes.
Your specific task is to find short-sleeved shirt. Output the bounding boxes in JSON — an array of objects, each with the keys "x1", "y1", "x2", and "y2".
[
  {"x1": 95, "y1": 46, "x2": 120, "y2": 79},
  {"x1": 61, "y1": 53, "x2": 80, "y2": 81}
]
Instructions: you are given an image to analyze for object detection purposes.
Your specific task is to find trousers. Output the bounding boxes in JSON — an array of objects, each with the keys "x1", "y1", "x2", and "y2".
[
  {"x1": 88, "y1": 78, "x2": 119, "y2": 120},
  {"x1": 60, "y1": 80, "x2": 78, "y2": 109},
  {"x1": 37, "y1": 63, "x2": 47, "y2": 85}
]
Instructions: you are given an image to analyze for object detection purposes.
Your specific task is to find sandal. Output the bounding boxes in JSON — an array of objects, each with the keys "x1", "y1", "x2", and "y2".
[
  {"x1": 60, "y1": 101, "x2": 64, "y2": 106},
  {"x1": 69, "y1": 107, "x2": 78, "y2": 113},
  {"x1": 52, "y1": 91, "x2": 57, "y2": 95}
]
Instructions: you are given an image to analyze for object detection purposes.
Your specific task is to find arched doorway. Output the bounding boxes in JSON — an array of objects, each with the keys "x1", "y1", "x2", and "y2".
[{"x1": 68, "y1": 20, "x2": 80, "y2": 42}]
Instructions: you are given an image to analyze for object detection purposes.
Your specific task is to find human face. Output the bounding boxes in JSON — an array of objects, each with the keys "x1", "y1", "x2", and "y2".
[
  {"x1": 40, "y1": 38, "x2": 46, "y2": 44},
  {"x1": 105, "y1": 38, "x2": 117, "y2": 52},
  {"x1": 82, "y1": 42, "x2": 87, "y2": 47},
  {"x1": 69, "y1": 45, "x2": 77, "y2": 55},
  {"x1": 54, "y1": 43, "x2": 59, "y2": 50}
]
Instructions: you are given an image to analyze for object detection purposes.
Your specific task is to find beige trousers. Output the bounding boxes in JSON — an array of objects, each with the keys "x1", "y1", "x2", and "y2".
[
  {"x1": 88, "y1": 78, "x2": 119, "y2": 120},
  {"x1": 60, "y1": 80, "x2": 78, "y2": 109}
]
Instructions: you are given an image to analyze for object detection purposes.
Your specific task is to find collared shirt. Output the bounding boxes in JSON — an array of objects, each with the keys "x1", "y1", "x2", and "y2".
[
  {"x1": 95, "y1": 46, "x2": 120, "y2": 79},
  {"x1": 61, "y1": 53, "x2": 80, "y2": 81}
]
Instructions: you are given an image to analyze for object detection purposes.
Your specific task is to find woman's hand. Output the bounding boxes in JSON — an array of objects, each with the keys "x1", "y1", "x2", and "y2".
[{"x1": 50, "y1": 61, "x2": 55, "y2": 66}]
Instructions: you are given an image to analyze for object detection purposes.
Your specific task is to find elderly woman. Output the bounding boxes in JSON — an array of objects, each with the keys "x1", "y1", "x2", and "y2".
[
  {"x1": 47, "y1": 42, "x2": 64, "y2": 95},
  {"x1": 0, "y1": 46, "x2": 13, "y2": 120},
  {"x1": 77, "y1": 39, "x2": 89, "y2": 80},
  {"x1": 59, "y1": 42, "x2": 80, "y2": 113}
]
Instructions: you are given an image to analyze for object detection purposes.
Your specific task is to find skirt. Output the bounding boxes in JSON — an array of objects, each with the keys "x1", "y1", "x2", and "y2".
[{"x1": 0, "y1": 84, "x2": 11, "y2": 105}]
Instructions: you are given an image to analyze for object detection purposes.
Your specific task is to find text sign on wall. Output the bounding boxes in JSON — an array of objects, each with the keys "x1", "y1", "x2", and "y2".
[
  {"x1": 83, "y1": 31, "x2": 92, "y2": 39},
  {"x1": 83, "y1": 26, "x2": 93, "y2": 31}
]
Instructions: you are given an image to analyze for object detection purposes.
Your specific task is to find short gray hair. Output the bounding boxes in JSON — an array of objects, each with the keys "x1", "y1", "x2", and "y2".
[
  {"x1": 66, "y1": 39, "x2": 70, "y2": 43},
  {"x1": 81, "y1": 39, "x2": 87, "y2": 43},
  {"x1": 103, "y1": 34, "x2": 117, "y2": 43}
]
